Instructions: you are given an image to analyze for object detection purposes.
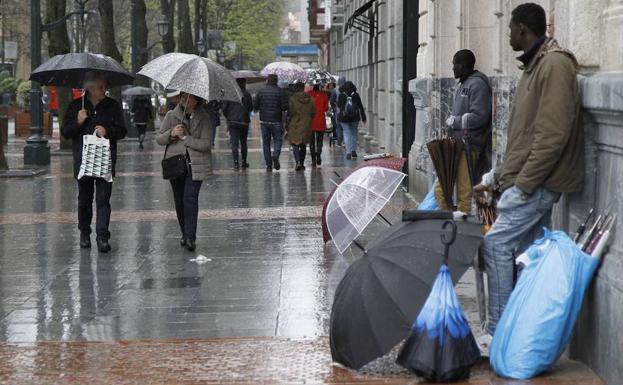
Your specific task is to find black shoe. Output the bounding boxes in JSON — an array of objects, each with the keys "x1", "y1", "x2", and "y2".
[
  {"x1": 266, "y1": 165, "x2": 273, "y2": 172},
  {"x1": 241, "y1": 161, "x2": 250, "y2": 169},
  {"x1": 346, "y1": 153, "x2": 352, "y2": 160},
  {"x1": 96, "y1": 237, "x2": 111, "y2": 253},
  {"x1": 180, "y1": 237, "x2": 187, "y2": 247},
  {"x1": 234, "y1": 160, "x2": 240, "y2": 171},
  {"x1": 186, "y1": 239, "x2": 196, "y2": 251},
  {"x1": 272, "y1": 156, "x2": 280, "y2": 170},
  {"x1": 80, "y1": 233, "x2": 91, "y2": 249},
  {"x1": 316, "y1": 156, "x2": 322, "y2": 166},
  {"x1": 311, "y1": 159, "x2": 317, "y2": 168},
  {"x1": 351, "y1": 151, "x2": 358, "y2": 158}
]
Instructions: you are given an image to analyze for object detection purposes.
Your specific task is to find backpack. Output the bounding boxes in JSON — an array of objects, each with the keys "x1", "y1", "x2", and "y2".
[{"x1": 338, "y1": 92, "x2": 360, "y2": 122}]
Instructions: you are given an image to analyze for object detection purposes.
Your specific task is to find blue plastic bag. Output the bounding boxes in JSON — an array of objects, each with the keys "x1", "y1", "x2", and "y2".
[
  {"x1": 418, "y1": 181, "x2": 440, "y2": 210},
  {"x1": 490, "y1": 229, "x2": 600, "y2": 379}
]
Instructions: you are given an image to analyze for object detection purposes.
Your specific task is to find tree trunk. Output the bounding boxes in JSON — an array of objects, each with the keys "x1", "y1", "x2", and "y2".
[
  {"x1": 134, "y1": 0, "x2": 149, "y2": 86},
  {"x1": 160, "y1": 0, "x2": 176, "y2": 53},
  {"x1": 176, "y1": 0, "x2": 194, "y2": 53},
  {"x1": 46, "y1": 0, "x2": 73, "y2": 150},
  {"x1": 98, "y1": 0, "x2": 123, "y2": 102},
  {"x1": 201, "y1": 0, "x2": 207, "y2": 47},
  {"x1": 193, "y1": 0, "x2": 200, "y2": 53}
]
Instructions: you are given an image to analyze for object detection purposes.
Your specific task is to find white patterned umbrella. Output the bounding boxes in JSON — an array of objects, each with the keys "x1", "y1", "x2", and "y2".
[
  {"x1": 137, "y1": 53, "x2": 242, "y2": 102},
  {"x1": 260, "y1": 61, "x2": 307, "y2": 84}
]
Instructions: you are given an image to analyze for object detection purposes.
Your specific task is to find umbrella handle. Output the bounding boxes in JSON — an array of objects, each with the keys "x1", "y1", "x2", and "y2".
[{"x1": 441, "y1": 220, "x2": 457, "y2": 264}]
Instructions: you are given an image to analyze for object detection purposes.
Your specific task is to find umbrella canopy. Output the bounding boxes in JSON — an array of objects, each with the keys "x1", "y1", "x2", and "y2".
[
  {"x1": 30, "y1": 52, "x2": 134, "y2": 87},
  {"x1": 231, "y1": 70, "x2": 265, "y2": 84},
  {"x1": 137, "y1": 53, "x2": 242, "y2": 102},
  {"x1": 426, "y1": 137, "x2": 464, "y2": 209},
  {"x1": 321, "y1": 157, "x2": 407, "y2": 244},
  {"x1": 121, "y1": 86, "x2": 156, "y2": 97},
  {"x1": 306, "y1": 69, "x2": 334, "y2": 85},
  {"x1": 325, "y1": 166, "x2": 406, "y2": 254},
  {"x1": 329, "y1": 218, "x2": 483, "y2": 370},
  {"x1": 260, "y1": 61, "x2": 307, "y2": 84}
]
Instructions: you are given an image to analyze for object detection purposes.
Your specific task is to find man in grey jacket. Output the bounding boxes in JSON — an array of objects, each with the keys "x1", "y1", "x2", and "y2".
[{"x1": 435, "y1": 49, "x2": 492, "y2": 213}]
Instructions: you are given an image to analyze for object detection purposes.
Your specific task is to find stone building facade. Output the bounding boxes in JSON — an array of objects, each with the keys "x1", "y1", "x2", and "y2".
[{"x1": 408, "y1": 1, "x2": 623, "y2": 383}]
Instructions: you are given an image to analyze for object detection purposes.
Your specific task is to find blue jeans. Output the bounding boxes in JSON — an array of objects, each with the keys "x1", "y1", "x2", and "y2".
[
  {"x1": 260, "y1": 122, "x2": 284, "y2": 167},
  {"x1": 341, "y1": 121, "x2": 359, "y2": 154},
  {"x1": 483, "y1": 185, "x2": 560, "y2": 334},
  {"x1": 334, "y1": 120, "x2": 344, "y2": 144}
]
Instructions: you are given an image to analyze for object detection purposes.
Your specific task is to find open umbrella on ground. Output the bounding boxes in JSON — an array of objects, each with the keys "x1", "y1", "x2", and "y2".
[
  {"x1": 260, "y1": 61, "x2": 307, "y2": 84},
  {"x1": 30, "y1": 52, "x2": 134, "y2": 87},
  {"x1": 325, "y1": 166, "x2": 406, "y2": 254},
  {"x1": 121, "y1": 86, "x2": 156, "y2": 97},
  {"x1": 396, "y1": 220, "x2": 481, "y2": 382},
  {"x1": 329, "y1": 217, "x2": 483, "y2": 370},
  {"x1": 426, "y1": 137, "x2": 464, "y2": 209},
  {"x1": 321, "y1": 157, "x2": 407, "y2": 244},
  {"x1": 137, "y1": 52, "x2": 242, "y2": 102},
  {"x1": 231, "y1": 70, "x2": 265, "y2": 84}
]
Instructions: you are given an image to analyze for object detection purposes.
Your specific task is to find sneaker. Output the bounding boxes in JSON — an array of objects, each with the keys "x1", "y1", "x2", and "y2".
[
  {"x1": 80, "y1": 233, "x2": 91, "y2": 249},
  {"x1": 272, "y1": 156, "x2": 281, "y2": 170},
  {"x1": 351, "y1": 151, "x2": 358, "y2": 158},
  {"x1": 477, "y1": 333, "x2": 493, "y2": 356}
]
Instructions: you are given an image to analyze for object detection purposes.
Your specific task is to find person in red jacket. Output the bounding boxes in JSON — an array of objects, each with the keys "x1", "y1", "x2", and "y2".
[{"x1": 307, "y1": 81, "x2": 330, "y2": 166}]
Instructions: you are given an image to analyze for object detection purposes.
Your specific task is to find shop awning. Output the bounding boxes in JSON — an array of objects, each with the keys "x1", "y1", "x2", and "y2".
[{"x1": 344, "y1": 0, "x2": 379, "y2": 34}]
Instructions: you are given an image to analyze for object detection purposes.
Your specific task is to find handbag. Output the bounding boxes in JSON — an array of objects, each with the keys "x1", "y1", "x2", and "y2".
[
  {"x1": 78, "y1": 132, "x2": 113, "y2": 182},
  {"x1": 161, "y1": 143, "x2": 187, "y2": 180}
]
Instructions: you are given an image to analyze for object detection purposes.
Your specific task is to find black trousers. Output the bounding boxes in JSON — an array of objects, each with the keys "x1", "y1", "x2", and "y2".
[
  {"x1": 292, "y1": 143, "x2": 307, "y2": 165},
  {"x1": 310, "y1": 131, "x2": 324, "y2": 160},
  {"x1": 170, "y1": 171, "x2": 203, "y2": 241},
  {"x1": 78, "y1": 177, "x2": 113, "y2": 239},
  {"x1": 229, "y1": 123, "x2": 249, "y2": 163},
  {"x1": 136, "y1": 123, "x2": 147, "y2": 144}
]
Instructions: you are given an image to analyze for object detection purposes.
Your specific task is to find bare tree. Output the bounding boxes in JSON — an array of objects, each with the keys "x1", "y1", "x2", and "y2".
[
  {"x1": 176, "y1": 0, "x2": 194, "y2": 53},
  {"x1": 98, "y1": 0, "x2": 123, "y2": 64},
  {"x1": 134, "y1": 0, "x2": 149, "y2": 84},
  {"x1": 160, "y1": 0, "x2": 175, "y2": 53}
]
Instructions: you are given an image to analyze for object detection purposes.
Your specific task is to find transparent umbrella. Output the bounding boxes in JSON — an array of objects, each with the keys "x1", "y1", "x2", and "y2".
[{"x1": 326, "y1": 166, "x2": 406, "y2": 254}]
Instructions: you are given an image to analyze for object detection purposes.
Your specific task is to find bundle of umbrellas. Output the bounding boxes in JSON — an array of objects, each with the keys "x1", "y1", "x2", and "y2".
[
  {"x1": 574, "y1": 209, "x2": 616, "y2": 257},
  {"x1": 426, "y1": 136, "x2": 465, "y2": 209}
]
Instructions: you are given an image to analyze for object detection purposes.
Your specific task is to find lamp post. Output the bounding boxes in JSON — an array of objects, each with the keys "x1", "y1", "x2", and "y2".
[{"x1": 25, "y1": 0, "x2": 94, "y2": 165}]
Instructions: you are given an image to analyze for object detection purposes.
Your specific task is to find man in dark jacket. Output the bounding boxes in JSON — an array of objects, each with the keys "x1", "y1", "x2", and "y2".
[
  {"x1": 253, "y1": 74, "x2": 288, "y2": 171},
  {"x1": 222, "y1": 78, "x2": 253, "y2": 170},
  {"x1": 435, "y1": 49, "x2": 492, "y2": 213},
  {"x1": 473, "y1": 3, "x2": 583, "y2": 345},
  {"x1": 61, "y1": 72, "x2": 127, "y2": 253}
]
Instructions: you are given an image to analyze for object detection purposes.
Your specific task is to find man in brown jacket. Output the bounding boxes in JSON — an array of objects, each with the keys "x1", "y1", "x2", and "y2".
[{"x1": 474, "y1": 3, "x2": 584, "y2": 344}]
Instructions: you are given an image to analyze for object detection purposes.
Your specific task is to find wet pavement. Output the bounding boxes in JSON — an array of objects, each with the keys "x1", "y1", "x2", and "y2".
[{"x1": 0, "y1": 119, "x2": 603, "y2": 384}]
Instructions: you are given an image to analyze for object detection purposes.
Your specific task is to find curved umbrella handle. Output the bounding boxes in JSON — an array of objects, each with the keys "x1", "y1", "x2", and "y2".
[{"x1": 441, "y1": 220, "x2": 457, "y2": 265}]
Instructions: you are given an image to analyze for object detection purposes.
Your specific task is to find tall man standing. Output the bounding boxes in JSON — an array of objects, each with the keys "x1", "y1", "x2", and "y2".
[
  {"x1": 436, "y1": 49, "x2": 492, "y2": 213},
  {"x1": 62, "y1": 72, "x2": 127, "y2": 253},
  {"x1": 474, "y1": 3, "x2": 583, "y2": 344},
  {"x1": 254, "y1": 74, "x2": 288, "y2": 172}
]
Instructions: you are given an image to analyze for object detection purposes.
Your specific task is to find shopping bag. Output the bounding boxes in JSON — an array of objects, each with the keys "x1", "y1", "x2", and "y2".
[
  {"x1": 418, "y1": 180, "x2": 440, "y2": 210},
  {"x1": 78, "y1": 133, "x2": 113, "y2": 182},
  {"x1": 490, "y1": 229, "x2": 600, "y2": 379}
]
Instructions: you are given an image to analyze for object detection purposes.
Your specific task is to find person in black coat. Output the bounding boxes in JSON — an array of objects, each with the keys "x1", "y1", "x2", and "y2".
[
  {"x1": 337, "y1": 81, "x2": 367, "y2": 159},
  {"x1": 221, "y1": 78, "x2": 253, "y2": 170},
  {"x1": 61, "y1": 72, "x2": 127, "y2": 253},
  {"x1": 131, "y1": 96, "x2": 153, "y2": 149},
  {"x1": 253, "y1": 74, "x2": 288, "y2": 171}
]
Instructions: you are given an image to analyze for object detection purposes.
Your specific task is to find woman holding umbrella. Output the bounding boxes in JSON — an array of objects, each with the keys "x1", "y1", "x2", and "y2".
[
  {"x1": 286, "y1": 81, "x2": 315, "y2": 171},
  {"x1": 156, "y1": 92, "x2": 213, "y2": 252},
  {"x1": 307, "y1": 80, "x2": 330, "y2": 166}
]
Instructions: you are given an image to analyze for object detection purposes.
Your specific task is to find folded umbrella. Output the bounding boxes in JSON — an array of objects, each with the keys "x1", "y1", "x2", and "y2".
[
  {"x1": 330, "y1": 218, "x2": 483, "y2": 369},
  {"x1": 138, "y1": 53, "x2": 242, "y2": 102},
  {"x1": 427, "y1": 137, "x2": 464, "y2": 209}
]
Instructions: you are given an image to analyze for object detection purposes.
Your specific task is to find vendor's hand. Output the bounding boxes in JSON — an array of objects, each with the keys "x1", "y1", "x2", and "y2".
[
  {"x1": 473, "y1": 183, "x2": 493, "y2": 206},
  {"x1": 445, "y1": 116, "x2": 455, "y2": 128},
  {"x1": 171, "y1": 124, "x2": 186, "y2": 138},
  {"x1": 77, "y1": 109, "x2": 88, "y2": 125},
  {"x1": 94, "y1": 125, "x2": 107, "y2": 138}
]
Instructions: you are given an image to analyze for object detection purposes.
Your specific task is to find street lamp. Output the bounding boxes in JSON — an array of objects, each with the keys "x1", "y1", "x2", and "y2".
[
  {"x1": 26, "y1": 0, "x2": 94, "y2": 165},
  {"x1": 157, "y1": 14, "x2": 170, "y2": 37}
]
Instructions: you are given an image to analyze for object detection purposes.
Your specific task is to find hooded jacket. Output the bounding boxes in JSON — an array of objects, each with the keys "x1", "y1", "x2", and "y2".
[
  {"x1": 448, "y1": 70, "x2": 492, "y2": 149},
  {"x1": 62, "y1": 94, "x2": 127, "y2": 179},
  {"x1": 286, "y1": 91, "x2": 316, "y2": 145},
  {"x1": 497, "y1": 38, "x2": 584, "y2": 195},
  {"x1": 337, "y1": 81, "x2": 367, "y2": 123},
  {"x1": 308, "y1": 89, "x2": 329, "y2": 132}
]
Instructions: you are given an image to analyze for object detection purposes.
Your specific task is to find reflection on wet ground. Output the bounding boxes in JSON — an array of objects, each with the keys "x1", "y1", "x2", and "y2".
[{"x1": 0, "y1": 125, "x2": 602, "y2": 384}]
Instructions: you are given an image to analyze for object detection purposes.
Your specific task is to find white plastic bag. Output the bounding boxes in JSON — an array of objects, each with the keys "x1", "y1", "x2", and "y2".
[{"x1": 78, "y1": 133, "x2": 113, "y2": 182}]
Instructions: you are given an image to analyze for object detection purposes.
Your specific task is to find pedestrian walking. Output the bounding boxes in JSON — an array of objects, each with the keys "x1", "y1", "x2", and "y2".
[
  {"x1": 156, "y1": 92, "x2": 214, "y2": 252},
  {"x1": 286, "y1": 81, "x2": 315, "y2": 171},
  {"x1": 253, "y1": 74, "x2": 288, "y2": 171},
  {"x1": 337, "y1": 81, "x2": 366, "y2": 159},
  {"x1": 222, "y1": 78, "x2": 253, "y2": 170},
  {"x1": 131, "y1": 95, "x2": 153, "y2": 150},
  {"x1": 434, "y1": 49, "x2": 492, "y2": 214},
  {"x1": 308, "y1": 81, "x2": 330, "y2": 166},
  {"x1": 330, "y1": 76, "x2": 346, "y2": 146},
  {"x1": 205, "y1": 100, "x2": 221, "y2": 148},
  {"x1": 473, "y1": 3, "x2": 583, "y2": 348},
  {"x1": 61, "y1": 72, "x2": 127, "y2": 253}
]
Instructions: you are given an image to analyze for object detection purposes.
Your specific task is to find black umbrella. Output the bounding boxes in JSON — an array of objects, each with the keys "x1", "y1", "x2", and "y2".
[
  {"x1": 122, "y1": 86, "x2": 156, "y2": 97},
  {"x1": 30, "y1": 52, "x2": 134, "y2": 88},
  {"x1": 329, "y1": 218, "x2": 483, "y2": 370}
]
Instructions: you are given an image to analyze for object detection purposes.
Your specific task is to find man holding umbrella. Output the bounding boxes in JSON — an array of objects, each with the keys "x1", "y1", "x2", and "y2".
[
  {"x1": 474, "y1": 3, "x2": 583, "y2": 345},
  {"x1": 253, "y1": 74, "x2": 288, "y2": 171},
  {"x1": 62, "y1": 72, "x2": 127, "y2": 253}
]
